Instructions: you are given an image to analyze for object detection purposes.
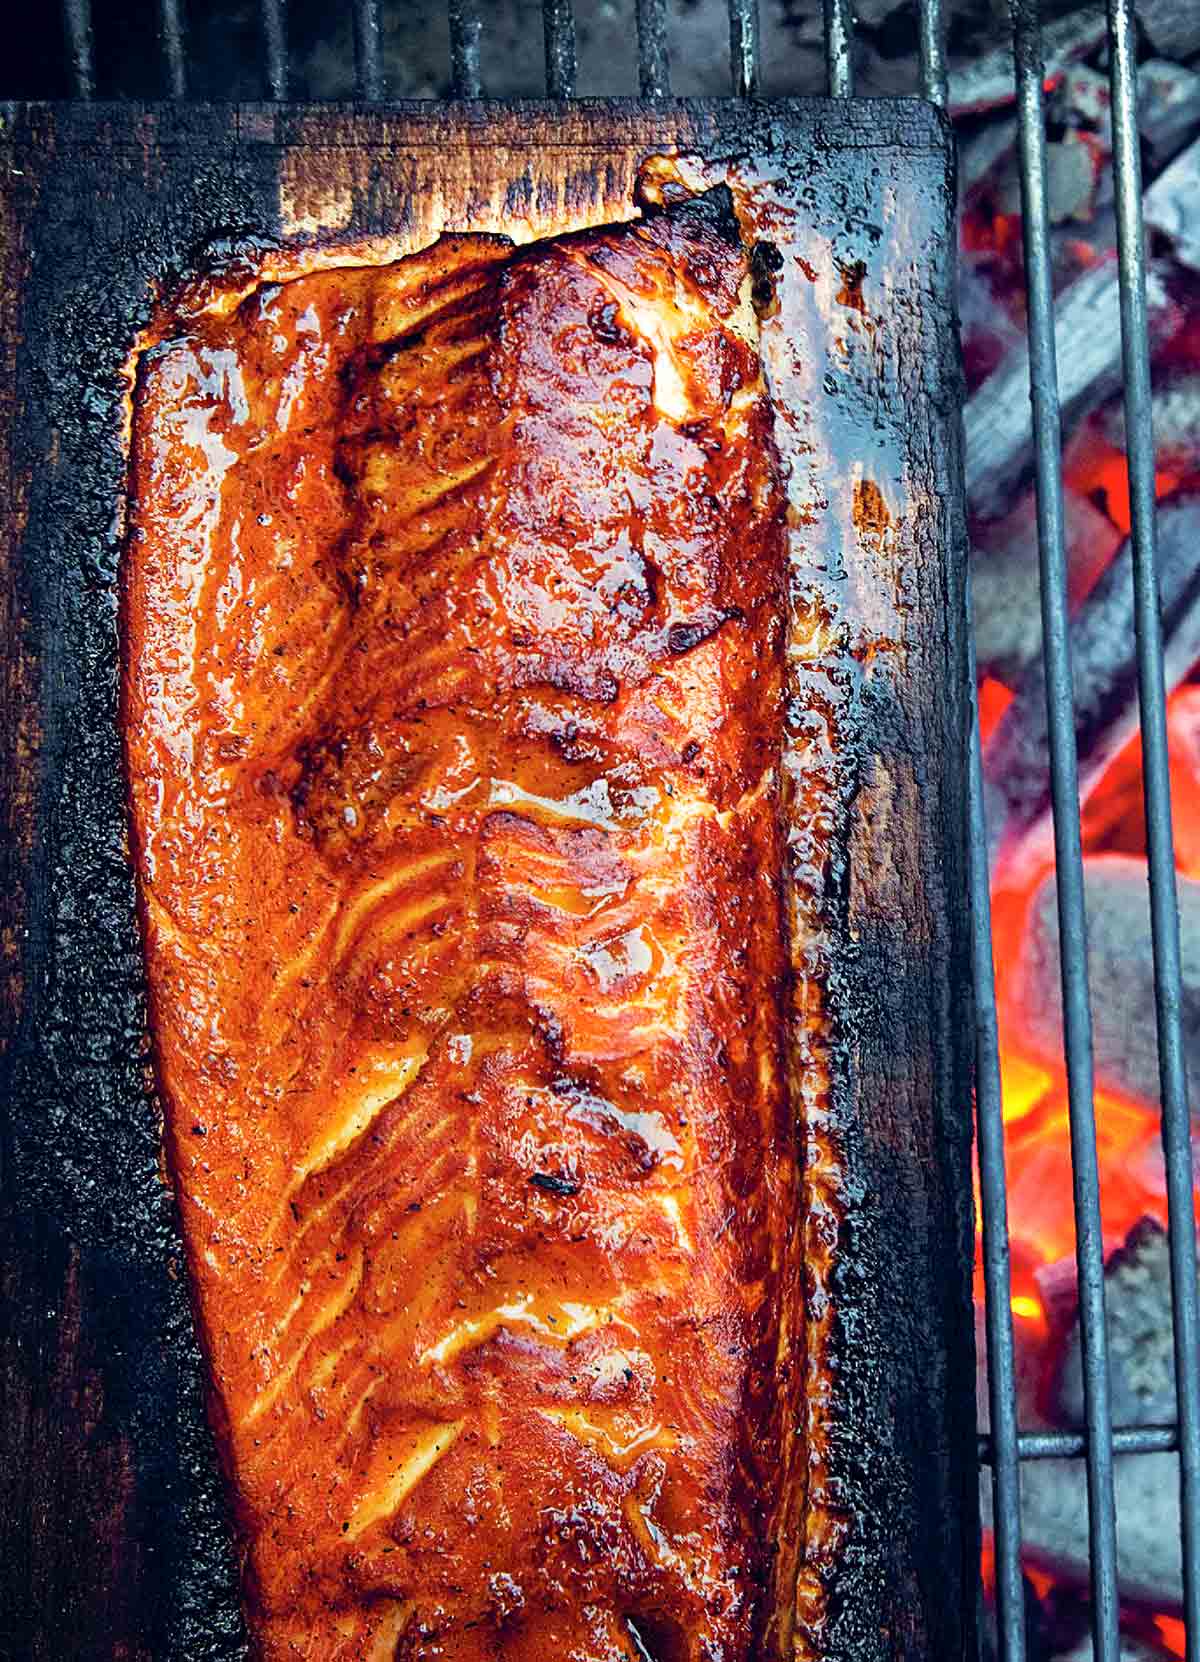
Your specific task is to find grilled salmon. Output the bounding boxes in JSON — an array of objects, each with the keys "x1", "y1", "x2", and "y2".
[{"x1": 122, "y1": 185, "x2": 800, "y2": 1660}]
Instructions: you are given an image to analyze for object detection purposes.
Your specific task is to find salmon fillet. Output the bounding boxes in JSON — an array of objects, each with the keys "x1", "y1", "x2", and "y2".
[{"x1": 122, "y1": 186, "x2": 799, "y2": 1660}]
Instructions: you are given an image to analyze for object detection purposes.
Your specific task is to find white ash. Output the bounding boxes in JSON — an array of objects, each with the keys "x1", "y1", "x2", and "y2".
[
  {"x1": 1055, "y1": 1218, "x2": 1177, "y2": 1436},
  {"x1": 1053, "y1": 1638, "x2": 1174, "y2": 1661}
]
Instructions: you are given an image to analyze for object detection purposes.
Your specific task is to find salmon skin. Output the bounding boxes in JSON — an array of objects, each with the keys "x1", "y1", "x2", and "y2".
[{"x1": 122, "y1": 183, "x2": 800, "y2": 1660}]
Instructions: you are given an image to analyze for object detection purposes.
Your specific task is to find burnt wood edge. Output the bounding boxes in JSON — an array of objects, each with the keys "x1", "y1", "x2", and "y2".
[
  {"x1": 808, "y1": 141, "x2": 977, "y2": 1658},
  {"x1": 0, "y1": 95, "x2": 950, "y2": 154}
]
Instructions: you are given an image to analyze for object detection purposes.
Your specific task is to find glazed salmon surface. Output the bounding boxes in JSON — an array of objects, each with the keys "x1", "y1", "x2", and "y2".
[{"x1": 123, "y1": 187, "x2": 800, "y2": 1659}]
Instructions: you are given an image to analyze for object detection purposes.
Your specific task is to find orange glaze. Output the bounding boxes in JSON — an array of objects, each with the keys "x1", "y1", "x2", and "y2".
[{"x1": 122, "y1": 187, "x2": 798, "y2": 1660}]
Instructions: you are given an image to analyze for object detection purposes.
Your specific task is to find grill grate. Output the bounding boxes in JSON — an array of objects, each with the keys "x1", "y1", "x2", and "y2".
[
  {"x1": 974, "y1": 5, "x2": 1200, "y2": 1660},
  {"x1": 52, "y1": 0, "x2": 950, "y2": 103},
  {"x1": 38, "y1": 1, "x2": 1200, "y2": 1657}
]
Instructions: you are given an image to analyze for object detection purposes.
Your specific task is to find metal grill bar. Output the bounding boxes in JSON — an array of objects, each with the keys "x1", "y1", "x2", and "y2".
[
  {"x1": 823, "y1": 0, "x2": 854, "y2": 98},
  {"x1": 260, "y1": 0, "x2": 288, "y2": 102},
  {"x1": 353, "y1": 0, "x2": 384, "y2": 101},
  {"x1": 981, "y1": 1427, "x2": 1183, "y2": 1462},
  {"x1": 1106, "y1": 1, "x2": 1200, "y2": 1653},
  {"x1": 61, "y1": 0, "x2": 93, "y2": 99},
  {"x1": 917, "y1": 0, "x2": 947, "y2": 108},
  {"x1": 449, "y1": 0, "x2": 482, "y2": 98},
  {"x1": 727, "y1": 0, "x2": 759, "y2": 99},
  {"x1": 636, "y1": 0, "x2": 671, "y2": 98},
  {"x1": 159, "y1": 0, "x2": 186, "y2": 98},
  {"x1": 968, "y1": 589, "x2": 1027, "y2": 1662},
  {"x1": 1009, "y1": 1, "x2": 1120, "y2": 1655},
  {"x1": 542, "y1": 0, "x2": 577, "y2": 99}
]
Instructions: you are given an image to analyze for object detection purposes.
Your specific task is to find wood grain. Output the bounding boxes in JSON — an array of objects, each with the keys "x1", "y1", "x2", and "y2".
[{"x1": 0, "y1": 99, "x2": 973, "y2": 1661}]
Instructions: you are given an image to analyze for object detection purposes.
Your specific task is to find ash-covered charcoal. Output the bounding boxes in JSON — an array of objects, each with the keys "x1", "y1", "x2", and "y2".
[
  {"x1": 1055, "y1": 1218, "x2": 1176, "y2": 1432},
  {"x1": 1165, "y1": 687, "x2": 1200, "y2": 873},
  {"x1": 959, "y1": 253, "x2": 1025, "y2": 389},
  {"x1": 1008, "y1": 855, "x2": 1200, "y2": 1115},
  {"x1": 970, "y1": 488, "x2": 1123, "y2": 684},
  {"x1": 1137, "y1": 0, "x2": 1200, "y2": 63},
  {"x1": 1036, "y1": 1254, "x2": 1094, "y2": 1334},
  {"x1": 948, "y1": 6, "x2": 1107, "y2": 119},
  {"x1": 984, "y1": 495, "x2": 1200, "y2": 863},
  {"x1": 1096, "y1": 372, "x2": 1200, "y2": 476},
  {"x1": 1053, "y1": 1638, "x2": 1175, "y2": 1661},
  {"x1": 846, "y1": 0, "x2": 908, "y2": 25},
  {"x1": 1045, "y1": 132, "x2": 1103, "y2": 225},
  {"x1": 967, "y1": 130, "x2": 1200, "y2": 521},
  {"x1": 977, "y1": 1230, "x2": 1188, "y2": 1623},
  {"x1": 1138, "y1": 60, "x2": 1200, "y2": 168},
  {"x1": 1057, "y1": 58, "x2": 1200, "y2": 169},
  {"x1": 1144, "y1": 132, "x2": 1200, "y2": 277},
  {"x1": 959, "y1": 117, "x2": 1019, "y2": 200},
  {"x1": 965, "y1": 261, "x2": 1176, "y2": 521},
  {"x1": 1015, "y1": 1450, "x2": 1183, "y2": 1611},
  {"x1": 1058, "y1": 64, "x2": 1111, "y2": 138}
]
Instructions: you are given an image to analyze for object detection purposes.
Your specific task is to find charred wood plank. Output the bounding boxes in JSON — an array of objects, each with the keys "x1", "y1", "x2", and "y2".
[{"x1": 0, "y1": 98, "x2": 973, "y2": 1662}]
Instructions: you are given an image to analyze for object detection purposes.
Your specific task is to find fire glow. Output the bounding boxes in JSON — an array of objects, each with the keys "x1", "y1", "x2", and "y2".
[
  {"x1": 965, "y1": 137, "x2": 1200, "y2": 1648},
  {"x1": 965, "y1": 168, "x2": 1200, "y2": 1295},
  {"x1": 981, "y1": 501, "x2": 1198, "y2": 1302}
]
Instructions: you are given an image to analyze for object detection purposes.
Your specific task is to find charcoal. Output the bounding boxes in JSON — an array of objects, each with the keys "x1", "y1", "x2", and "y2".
[
  {"x1": 1012, "y1": 1450, "x2": 1183, "y2": 1611},
  {"x1": 1055, "y1": 1218, "x2": 1176, "y2": 1433},
  {"x1": 1054, "y1": 1638, "x2": 1173, "y2": 1661},
  {"x1": 983, "y1": 495, "x2": 1200, "y2": 865},
  {"x1": 1137, "y1": 0, "x2": 1200, "y2": 62},
  {"x1": 965, "y1": 261, "x2": 1175, "y2": 521},
  {"x1": 979, "y1": 1574, "x2": 1056, "y2": 1662},
  {"x1": 1057, "y1": 59, "x2": 1200, "y2": 169},
  {"x1": 1165, "y1": 687, "x2": 1200, "y2": 873},
  {"x1": 1045, "y1": 132, "x2": 1101, "y2": 224},
  {"x1": 975, "y1": 1200, "x2": 1186, "y2": 1635},
  {"x1": 967, "y1": 131, "x2": 1200, "y2": 520},
  {"x1": 971, "y1": 488, "x2": 1122, "y2": 683},
  {"x1": 1008, "y1": 855, "x2": 1200, "y2": 1115},
  {"x1": 1037, "y1": 1254, "x2": 1094, "y2": 1334},
  {"x1": 849, "y1": 0, "x2": 908, "y2": 25},
  {"x1": 1138, "y1": 60, "x2": 1200, "y2": 168},
  {"x1": 1144, "y1": 131, "x2": 1200, "y2": 277},
  {"x1": 959, "y1": 117, "x2": 1018, "y2": 198},
  {"x1": 1058, "y1": 64, "x2": 1111, "y2": 137},
  {"x1": 1096, "y1": 372, "x2": 1200, "y2": 476},
  {"x1": 948, "y1": 6, "x2": 1107, "y2": 119},
  {"x1": 960, "y1": 254, "x2": 1025, "y2": 390}
]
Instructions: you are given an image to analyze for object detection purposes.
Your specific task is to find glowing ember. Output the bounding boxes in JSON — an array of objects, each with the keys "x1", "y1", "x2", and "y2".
[
  {"x1": 1157, "y1": 1615, "x2": 1187, "y2": 1658},
  {"x1": 979, "y1": 675, "x2": 1016, "y2": 743},
  {"x1": 1063, "y1": 433, "x2": 1182, "y2": 536}
]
